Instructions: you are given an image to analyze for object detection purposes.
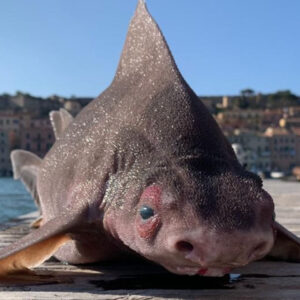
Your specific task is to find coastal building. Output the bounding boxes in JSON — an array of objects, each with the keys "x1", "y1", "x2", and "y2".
[
  {"x1": 20, "y1": 118, "x2": 55, "y2": 158},
  {"x1": 227, "y1": 129, "x2": 271, "y2": 172},
  {"x1": 264, "y1": 127, "x2": 297, "y2": 172},
  {"x1": 261, "y1": 109, "x2": 284, "y2": 128},
  {"x1": 288, "y1": 106, "x2": 300, "y2": 117},
  {"x1": 222, "y1": 96, "x2": 230, "y2": 109},
  {"x1": 0, "y1": 131, "x2": 11, "y2": 176},
  {"x1": 279, "y1": 117, "x2": 300, "y2": 129},
  {"x1": 10, "y1": 94, "x2": 40, "y2": 111},
  {"x1": 0, "y1": 113, "x2": 22, "y2": 175},
  {"x1": 10, "y1": 93, "x2": 61, "y2": 117},
  {"x1": 217, "y1": 109, "x2": 264, "y2": 130},
  {"x1": 290, "y1": 127, "x2": 300, "y2": 167}
]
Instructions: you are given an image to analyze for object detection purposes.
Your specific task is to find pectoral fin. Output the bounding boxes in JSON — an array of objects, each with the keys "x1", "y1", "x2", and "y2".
[
  {"x1": 0, "y1": 234, "x2": 70, "y2": 276},
  {"x1": 0, "y1": 216, "x2": 75, "y2": 277},
  {"x1": 49, "y1": 108, "x2": 74, "y2": 140},
  {"x1": 267, "y1": 221, "x2": 300, "y2": 262}
]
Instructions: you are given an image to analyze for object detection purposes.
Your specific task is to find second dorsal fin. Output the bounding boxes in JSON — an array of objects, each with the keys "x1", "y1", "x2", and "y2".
[{"x1": 49, "y1": 108, "x2": 74, "y2": 140}]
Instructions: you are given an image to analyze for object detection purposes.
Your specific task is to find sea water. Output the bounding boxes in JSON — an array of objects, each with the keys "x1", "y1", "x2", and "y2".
[{"x1": 0, "y1": 177, "x2": 36, "y2": 223}]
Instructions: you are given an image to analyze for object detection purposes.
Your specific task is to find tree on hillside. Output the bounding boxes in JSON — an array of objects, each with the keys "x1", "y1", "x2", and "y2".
[
  {"x1": 267, "y1": 90, "x2": 298, "y2": 108},
  {"x1": 240, "y1": 88, "x2": 255, "y2": 98}
]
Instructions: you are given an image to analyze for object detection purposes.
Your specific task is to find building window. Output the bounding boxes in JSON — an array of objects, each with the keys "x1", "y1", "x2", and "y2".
[
  {"x1": 48, "y1": 134, "x2": 52, "y2": 140},
  {"x1": 26, "y1": 143, "x2": 31, "y2": 150},
  {"x1": 37, "y1": 143, "x2": 41, "y2": 151},
  {"x1": 26, "y1": 133, "x2": 30, "y2": 139},
  {"x1": 6, "y1": 120, "x2": 10, "y2": 125}
]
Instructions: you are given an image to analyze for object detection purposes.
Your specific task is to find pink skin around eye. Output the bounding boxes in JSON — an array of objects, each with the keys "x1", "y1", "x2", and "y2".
[
  {"x1": 137, "y1": 216, "x2": 160, "y2": 239},
  {"x1": 136, "y1": 185, "x2": 162, "y2": 239},
  {"x1": 140, "y1": 185, "x2": 162, "y2": 209}
]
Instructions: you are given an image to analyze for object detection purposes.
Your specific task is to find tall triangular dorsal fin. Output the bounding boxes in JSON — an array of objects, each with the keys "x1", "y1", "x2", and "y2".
[
  {"x1": 114, "y1": 0, "x2": 182, "y2": 85},
  {"x1": 49, "y1": 108, "x2": 74, "y2": 140},
  {"x1": 11, "y1": 150, "x2": 42, "y2": 209},
  {"x1": 109, "y1": 0, "x2": 236, "y2": 162}
]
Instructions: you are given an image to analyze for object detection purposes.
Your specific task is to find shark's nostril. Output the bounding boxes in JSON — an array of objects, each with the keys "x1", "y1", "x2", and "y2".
[{"x1": 176, "y1": 241, "x2": 194, "y2": 253}]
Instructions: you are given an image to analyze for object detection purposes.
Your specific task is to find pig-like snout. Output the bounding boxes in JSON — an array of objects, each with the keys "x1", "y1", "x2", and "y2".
[{"x1": 166, "y1": 226, "x2": 275, "y2": 268}]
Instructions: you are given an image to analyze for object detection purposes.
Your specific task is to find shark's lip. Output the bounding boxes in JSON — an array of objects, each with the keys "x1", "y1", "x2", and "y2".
[
  {"x1": 175, "y1": 266, "x2": 201, "y2": 276},
  {"x1": 162, "y1": 264, "x2": 233, "y2": 277}
]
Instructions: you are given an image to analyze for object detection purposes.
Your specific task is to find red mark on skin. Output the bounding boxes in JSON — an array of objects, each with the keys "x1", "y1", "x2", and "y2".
[
  {"x1": 140, "y1": 185, "x2": 162, "y2": 209},
  {"x1": 198, "y1": 268, "x2": 208, "y2": 275},
  {"x1": 137, "y1": 216, "x2": 160, "y2": 239},
  {"x1": 137, "y1": 185, "x2": 162, "y2": 239}
]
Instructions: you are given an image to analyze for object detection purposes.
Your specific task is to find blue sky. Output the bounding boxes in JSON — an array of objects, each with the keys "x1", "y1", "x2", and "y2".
[{"x1": 0, "y1": 0, "x2": 299, "y2": 98}]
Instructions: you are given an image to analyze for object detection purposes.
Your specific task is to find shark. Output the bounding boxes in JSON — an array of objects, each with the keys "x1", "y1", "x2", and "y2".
[{"x1": 0, "y1": 0, "x2": 299, "y2": 281}]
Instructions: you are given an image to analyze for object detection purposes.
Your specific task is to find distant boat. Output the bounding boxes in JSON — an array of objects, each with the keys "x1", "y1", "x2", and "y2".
[{"x1": 270, "y1": 171, "x2": 285, "y2": 179}]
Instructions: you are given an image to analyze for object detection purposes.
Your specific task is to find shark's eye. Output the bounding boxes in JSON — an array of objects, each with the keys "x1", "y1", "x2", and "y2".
[{"x1": 140, "y1": 205, "x2": 154, "y2": 220}]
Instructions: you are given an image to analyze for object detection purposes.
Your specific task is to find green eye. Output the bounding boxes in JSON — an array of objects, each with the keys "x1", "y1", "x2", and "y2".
[{"x1": 140, "y1": 205, "x2": 154, "y2": 220}]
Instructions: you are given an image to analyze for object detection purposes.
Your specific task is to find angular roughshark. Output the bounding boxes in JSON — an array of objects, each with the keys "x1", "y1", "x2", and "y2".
[{"x1": 0, "y1": 0, "x2": 299, "y2": 280}]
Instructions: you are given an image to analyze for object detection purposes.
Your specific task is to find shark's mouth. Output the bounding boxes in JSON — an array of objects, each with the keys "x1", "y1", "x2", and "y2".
[{"x1": 162, "y1": 264, "x2": 233, "y2": 277}]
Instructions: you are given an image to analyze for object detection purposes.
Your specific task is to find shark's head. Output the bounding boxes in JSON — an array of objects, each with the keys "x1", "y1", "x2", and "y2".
[
  {"x1": 101, "y1": 0, "x2": 275, "y2": 277},
  {"x1": 103, "y1": 144, "x2": 275, "y2": 276}
]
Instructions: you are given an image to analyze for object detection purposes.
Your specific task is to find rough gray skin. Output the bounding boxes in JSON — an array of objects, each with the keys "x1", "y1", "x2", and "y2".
[{"x1": 0, "y1": 0, "x2": 299, "y2": 278}]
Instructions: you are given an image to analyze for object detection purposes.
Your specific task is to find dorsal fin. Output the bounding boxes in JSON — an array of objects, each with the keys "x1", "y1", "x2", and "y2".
[
  {"x1": 109, "y1": 0, "x2": 237, "y2": 163},
  {"x1": 11, "y1": 150, "x2": 42, "y2": 209},
  {"x1": 49, "y1": 108, "x2": 73, "y2": 140},
  {"x1": 114, "y1": 0, "x2": 182, "y2": 85}
]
